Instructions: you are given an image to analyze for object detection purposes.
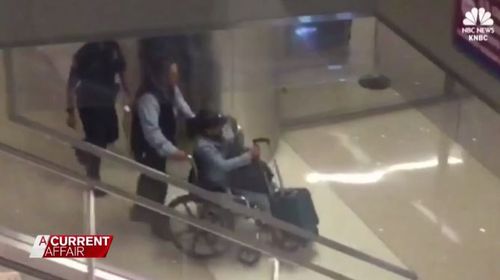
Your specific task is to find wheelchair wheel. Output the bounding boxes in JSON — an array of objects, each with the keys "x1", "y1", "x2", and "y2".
[
  {"x1": 272, "y1": 229, "x2": 306, "y2": 252},
  {"x1": 168, "y1": 194, "x2": 234, "y2": 259},
  {"x1": 237, "y1": 246, "x2": 261, "y2": 266}
]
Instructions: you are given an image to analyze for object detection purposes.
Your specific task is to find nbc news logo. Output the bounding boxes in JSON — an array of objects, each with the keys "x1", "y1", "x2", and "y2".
[{"x1": 461, "y1": 7, "x2": 495, "y2": 42}]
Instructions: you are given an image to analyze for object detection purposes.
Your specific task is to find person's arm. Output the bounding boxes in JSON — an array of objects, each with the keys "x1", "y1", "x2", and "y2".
[
  {"x1": 199, "y1": 144, "x2": 252, "y2": 172},
  {"x1": 113, "y1": 43, "x2": 132, "y2": 103},
  {"x1": 66, "y1": 43, "x2": 90, "y2": 112},
  {"x1": 66, "y1": 59, "x2": 79, "y2": 111},
  {"x1": 65, "y1": 59, "x2": 79, "y2": 128},
  {"x1": 118, "y1": 71, "x2": 132, "y2": 113},
  {"x1": 118, "y1": 72, "x2": 130, "y2": 99},
  {"x1": 173, "y1": 85, "x2": 195, "y2": 118},
  {"x1": 137, "y1": 94, "x2": 184, "y2": 158}
]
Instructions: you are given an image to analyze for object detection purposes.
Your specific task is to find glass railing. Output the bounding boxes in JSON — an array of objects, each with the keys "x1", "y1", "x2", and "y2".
[
  {"x1": 1, "y1": 3, "x2": 500, "y2": 280},
  {"x1": 0, "y1": 267, "x2": 48, "y2": 280},
  {"x1": 0, "y1": 143, "x2": 86, "y2": 237},
  {"x1": 0, "y1": 106, "x2": 418, "y2": 279},
  {"x1": 0, "y1": 14, "x2": 435, "y2": 280},
  {"x1": 0, "y1": 271, "x2": 32, "y2": 280},
  {"x1": 0, "y1": 136, "x2": 416, "y2": 280}
]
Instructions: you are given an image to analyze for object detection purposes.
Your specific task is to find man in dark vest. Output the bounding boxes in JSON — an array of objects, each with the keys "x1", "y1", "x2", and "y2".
[{"x1": 130, "y1": 51, "x2": 194, "y2": 238}]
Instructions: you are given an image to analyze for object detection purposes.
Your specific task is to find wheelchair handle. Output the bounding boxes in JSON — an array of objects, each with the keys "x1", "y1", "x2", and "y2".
[
  {"x1": 252, "y1": 137, "x2": 271, "y2": 146},
  {"x1": 187, "y1": 154, "x2": 198, "y2": 181},
  {"x1": 252, "y1": 137, "x2": 284, "y2": 190}
]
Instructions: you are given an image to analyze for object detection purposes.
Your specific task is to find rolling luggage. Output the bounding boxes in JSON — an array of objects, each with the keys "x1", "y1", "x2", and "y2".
[
  {"x1": 252, "y1": 138, "x2": 319, "y2": 235},
  {"x1": 270, "y1": 188, "x2": 319, "y2": 235}
]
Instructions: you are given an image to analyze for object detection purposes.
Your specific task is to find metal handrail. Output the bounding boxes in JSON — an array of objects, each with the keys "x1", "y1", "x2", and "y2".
[
  {"x1": 0, "y1": 256, "x2": 67, "y2": 280},
  {"x1": 2, "y1": 52, "x2": 417, "y2": 280},
  {"x1": 9, "y1": 114, "x2": 417, "y2": 280},
  {"x1": 0, "y1": 140, "x2": 354, "y2": 280}
]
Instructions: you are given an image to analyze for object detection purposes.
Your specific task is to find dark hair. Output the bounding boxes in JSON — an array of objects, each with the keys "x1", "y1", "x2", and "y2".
[
  {"x1": 194, "y1": 110, "x2": 227, "y2": 135},
  {"x1": 134, "y1": 39, "x2": 175, "y2": 103},
  {"x1": 135, "y1": 59, "x2": 168, "y2": 99}
]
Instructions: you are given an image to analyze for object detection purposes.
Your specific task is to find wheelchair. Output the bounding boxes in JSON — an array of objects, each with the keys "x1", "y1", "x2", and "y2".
[
  {"x1": 166, "y1": 119, "x2": 306, "y2": 265},
  {"x1": 166, "y1": 154, "x2": 271, "y2": 266}
]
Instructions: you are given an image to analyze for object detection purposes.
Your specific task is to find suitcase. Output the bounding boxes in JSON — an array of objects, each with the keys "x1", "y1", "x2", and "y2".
[
  {"x1": 252, "y1": 138, "x2": 319, "y2": 235},
  {"x1": 270, "y1": 188, "x2": 319, "y2": 234}
]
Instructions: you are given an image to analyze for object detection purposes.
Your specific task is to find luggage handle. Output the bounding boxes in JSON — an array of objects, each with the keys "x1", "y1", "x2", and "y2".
[
  {"x1": 252, "y1": 137, "x2": 285, "y2": 191},
  {"x1": 187, "y1": 154, "x2": 198, "y2": 182}
]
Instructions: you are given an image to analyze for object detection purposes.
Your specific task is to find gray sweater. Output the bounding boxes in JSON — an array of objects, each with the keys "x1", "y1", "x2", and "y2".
[
  {"x1": 195, "y1": 136, "x2": 252, "y2": 189},
  {"x1": 137, "y1": 86, "x2": 195, "y2": 157}
]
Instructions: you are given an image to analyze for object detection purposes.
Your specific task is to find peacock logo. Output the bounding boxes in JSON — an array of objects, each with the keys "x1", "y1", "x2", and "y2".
[
  {"x1": 460, "y1": 7, "x2": 495, "y2": 42},
  {"x1": 463, "y1": 7, "x2": 495, "y2": 26}
]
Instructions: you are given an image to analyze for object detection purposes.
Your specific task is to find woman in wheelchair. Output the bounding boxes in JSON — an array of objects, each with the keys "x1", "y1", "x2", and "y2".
[{"x1": 192, "y1": 110, "x2": 271, "y2": 211}]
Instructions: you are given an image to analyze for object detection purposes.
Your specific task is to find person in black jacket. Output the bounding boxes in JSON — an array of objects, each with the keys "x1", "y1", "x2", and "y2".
[{"x1": 66, "y1": 41, "x2": 131, "y2": 196}]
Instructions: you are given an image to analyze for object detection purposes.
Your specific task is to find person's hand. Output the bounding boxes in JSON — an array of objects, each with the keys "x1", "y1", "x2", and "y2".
[
  {"x1": 123, "y1": 104, "x2": 132, "y2": 114},
  {"x1": 124, "y1": 95, "x2": 132, "y2": 111},
  {"x1": 250, "y1": 145, "x2": 260, "y2": 160},
  {"x1": 170, "y1": 150, "x2": 189, "y2": 161},
  {"x1": 119, "y1": 91, "x2": 133, "y2": 113},
  {"x1": 66, "y1": 111, "x2": 77, "y2": 129}
]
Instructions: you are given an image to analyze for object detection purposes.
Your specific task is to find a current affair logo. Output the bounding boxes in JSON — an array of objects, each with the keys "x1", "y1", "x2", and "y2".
[
  {"x1": 30, "y1": 235, "x2": 113, "y2": 258},
  {"x1": 461, "y1": 7, "x2": 496, "y2": 41}
]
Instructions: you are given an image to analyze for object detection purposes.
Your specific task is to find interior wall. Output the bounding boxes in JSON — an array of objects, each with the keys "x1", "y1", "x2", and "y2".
[
  {"x1": 0, "y1": 50, "x2": 82, "y2": 173},
  {"x1": 376, "y1": 0, "x2": 500, "y2": 110},
  {"x1": 376, "y1": 22, "x2": 446, "y2": 102},
  {"x1": 0, "y1": 0, "x2": 373, "y2": 47},
  {"x1": 376, "y1": 16, "x2": 500, "y2": 187},
  {"x1": 278, "y1": 17, "x2": 379, "y2": 123},
  {"x1": 211, "y1": 26, "x2": 281, "y2": 150}
]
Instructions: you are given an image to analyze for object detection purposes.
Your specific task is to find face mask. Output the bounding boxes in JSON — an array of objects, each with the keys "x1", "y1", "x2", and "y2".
[{"x1": 222, "y1": 124, "x2": 235, "y2": 142}]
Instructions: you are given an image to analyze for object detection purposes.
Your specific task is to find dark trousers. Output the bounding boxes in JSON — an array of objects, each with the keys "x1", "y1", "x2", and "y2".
[
  {"x1": 77, "y1": 106, "x2": 118, "y2": 180},
  {"x1": 131, "y1": 150, "x2": 168, "y2": 222}
]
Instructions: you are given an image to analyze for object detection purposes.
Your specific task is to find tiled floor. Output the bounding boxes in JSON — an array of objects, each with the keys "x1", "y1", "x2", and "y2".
[{"x1": 283, "y1": 104, "x2": 500, "y2": 280}]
